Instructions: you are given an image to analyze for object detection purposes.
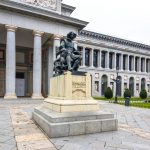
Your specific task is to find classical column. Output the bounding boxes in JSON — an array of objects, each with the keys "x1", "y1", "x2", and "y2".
[
  {"x1": 126, "y1": 55, "x2": 129, "y2": 71},
  {"x1": 106, "y1": 51, "x2": 109, "y2": 69},
  {"x1": 120, "y1": 54, "x2": 123, "y2": 71},
  {"x1": 32, "y1": 30, "x2": 44, "y2": 99},
  {"x1": 148, "y1": 59, "x2": 150, "y2": 73},
  {"x1": 73, "y1": 36, "x2": 78, "y2": 50},
  {"x1": 132, "y1": 56, "x2": 135, "y2": 72},
  {"x1": 113, "y1": 53, "x2": 116, "y2": 70},
  {"x1": 139, "y1": 57, "x2": 141, "y2": 72},
  {"x1": 53, "y1": 35, "x2": 61, "y2": 62},
  {"x1": 121, "y1": 79, "x2": 124, "y2": 97},
  {"x1": 99, "y1": 50, "x2": 101, "y2": 69},
  {"x1": 91, "y1": 48, "x2": 94, "y2": 67},
  {"x1": 139, "y1": 78, "x2": 141, "y2": 93},
  {"x1": 99, "y1": 75, "x2": 102, "y2": 96},
  {"x1": 82, "y1": 47, "x2": 85, "y2": 67},
  {"x1": 4, "y1": 25, "x2": 17, "y2": 99},
  {"x1": 134, "y1": 79, "x2": 136, "y2": 97},
  {"x1": 144, "y1": 58, "x2": 146, "y2": 73}
]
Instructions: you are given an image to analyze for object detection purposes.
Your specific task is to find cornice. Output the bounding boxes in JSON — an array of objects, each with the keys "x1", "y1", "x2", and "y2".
[
  {"x1": 61, "y1": 3, "x2": 76, "y2": 13},
  {"x1": 0, "y1": 0, "x2": 88, "y2": 29},
  {"x1": 79, "y1": 30, "x2": 150, "y2": 51}
]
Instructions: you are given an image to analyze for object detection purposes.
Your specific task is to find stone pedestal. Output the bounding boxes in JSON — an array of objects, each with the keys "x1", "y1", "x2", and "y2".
[
  {"x1": 33, "y1": 71, "x2": 118, "y2": 138},
  {"x1": 33, "y1": 106, "x2": 118, "y2": 138},
  {"x1": 44, "y1": 71, "x2": 99, "y2": 112}
]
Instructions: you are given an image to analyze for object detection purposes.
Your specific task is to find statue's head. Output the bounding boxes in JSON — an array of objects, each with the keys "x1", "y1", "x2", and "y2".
[{"x1": 67, "y1": 32, "x2": 77, "y2": 41}]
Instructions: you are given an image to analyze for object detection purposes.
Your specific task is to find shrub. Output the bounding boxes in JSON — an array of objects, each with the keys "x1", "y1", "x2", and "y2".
[
  {"x1": 104, "y1": 87, "x2": 113, "y2": 99},
  {"x1": 124, "y1": 88, "x2": 131, "y2": 98},
  {"x1": 140, "y1": 89, "x2": 147, "y2": 100}
]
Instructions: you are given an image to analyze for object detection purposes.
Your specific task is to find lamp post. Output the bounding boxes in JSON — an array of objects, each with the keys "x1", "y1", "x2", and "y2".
[{"x1": 112, "y1": 67, "x2": 119, "y2": 103}]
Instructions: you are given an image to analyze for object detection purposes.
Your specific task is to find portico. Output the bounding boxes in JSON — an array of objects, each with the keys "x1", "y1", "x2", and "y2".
[{"x1": 0, "y1": 0, "x2": 88, "y2": 99}]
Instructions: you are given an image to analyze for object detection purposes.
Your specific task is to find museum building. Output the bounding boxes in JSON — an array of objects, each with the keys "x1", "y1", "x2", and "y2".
[{"x1": 0, "y1": 0, "x2": 150, "y2": 99}]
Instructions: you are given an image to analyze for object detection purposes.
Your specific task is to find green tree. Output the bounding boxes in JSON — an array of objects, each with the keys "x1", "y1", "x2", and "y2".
[
  {"x1": 104, "y1": 87, "x2": 113, "y2": 99},
  {"x1": 124, "y1": 88, "x2": 131, "y2": 98},
  {"x1": 140, "y1": 89, "x2": 147, "y2": 100}
]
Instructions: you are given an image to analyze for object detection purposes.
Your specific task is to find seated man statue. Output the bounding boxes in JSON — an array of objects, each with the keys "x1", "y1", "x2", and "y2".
[{"x1": 54, "y1": 32, "x2": 82, "y2": 75}]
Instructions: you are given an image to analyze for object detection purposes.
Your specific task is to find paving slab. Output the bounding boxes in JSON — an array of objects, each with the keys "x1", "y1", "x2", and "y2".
[
  {"x1": 0, "y1": 99, "x2": 56, "y2": 150},
  {"x1": 0, "y1": 99, "x2": 150, "y2": 150}
]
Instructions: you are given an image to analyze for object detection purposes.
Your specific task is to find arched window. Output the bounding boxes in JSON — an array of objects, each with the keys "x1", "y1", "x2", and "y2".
[
  {"x1": 117, "y1": 76, "x2": 122, "y2": 96},
  {"x1": 101, "y1": 75, "x2": 108, "y2": 96},
  {"x1": 129, "y1": 77, "x2": 134, "y2": 96},
  {"x1": 141, "y1": 78, "x2": 146, "y2": 90}
]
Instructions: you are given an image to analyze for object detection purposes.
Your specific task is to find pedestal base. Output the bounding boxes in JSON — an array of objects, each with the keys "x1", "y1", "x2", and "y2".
[
  {"x1": 44, "y1": 98, "x2": 99, "y2": 113},
  {"x1": 32, "y1": 94, "x2": 44, "y2": 100},
  {"x1": 4, "y1": 93, "x2": 17, "y2": 99},
  {"x1": 33, "y1": 106, "x2": 118, "y2": 138}
]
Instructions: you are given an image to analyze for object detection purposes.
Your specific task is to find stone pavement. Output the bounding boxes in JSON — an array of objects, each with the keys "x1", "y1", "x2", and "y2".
[
  {"x1": 50, "y1": 101, "x2": 150, "y2": 150},
  {"x1": 0, "y1": 99, "x2": 57, "y2": 150},
  {"x1": 0, "y1": 107, "x2": 17, "y2": 150},
  {"x1": 0, "y1": 99, "x2": 150, "y2": 150}
]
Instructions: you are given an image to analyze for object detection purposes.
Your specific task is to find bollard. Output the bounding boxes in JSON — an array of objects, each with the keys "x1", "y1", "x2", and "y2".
[{"x1": 125, "y1": 97, "x2": 130, "y2": 106}]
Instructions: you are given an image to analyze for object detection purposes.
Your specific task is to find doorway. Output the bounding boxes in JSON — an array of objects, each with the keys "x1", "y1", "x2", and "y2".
[{"x1": 16, "y1": 72, "x2": 25, "y2": 97}]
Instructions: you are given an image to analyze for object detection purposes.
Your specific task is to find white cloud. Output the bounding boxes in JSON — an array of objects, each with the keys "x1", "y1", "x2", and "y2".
[{"x1": 63, "y1": 0, "x2": 150, "y2": 45}]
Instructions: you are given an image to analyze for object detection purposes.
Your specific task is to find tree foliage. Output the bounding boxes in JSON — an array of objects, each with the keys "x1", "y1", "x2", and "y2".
[
  {"x1": 104, "y1": 87, "x2": 113, "y2": 99},
  {"x1": 140, "y1": 89, "x2": 147, "y2": 100},
  {"x1": 124, "y1": 88, "x2": 131, "y2": 98}
]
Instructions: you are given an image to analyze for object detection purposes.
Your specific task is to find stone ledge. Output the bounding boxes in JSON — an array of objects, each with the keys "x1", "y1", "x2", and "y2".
[
  {"x1": 43, "y1": 99, "x2": 99, "y2": 113},
  {"x1": 34, "y1": 107, "x2": 114, "y2": 123}
]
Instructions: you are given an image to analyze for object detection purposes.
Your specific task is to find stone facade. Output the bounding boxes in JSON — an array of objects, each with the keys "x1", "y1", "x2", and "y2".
[
  {"x1": 0, "y1": 0, "x2": 150, "y2": 98},
  {"x1": 78, "y1": 30, "x2": 150, "y2": 97}
]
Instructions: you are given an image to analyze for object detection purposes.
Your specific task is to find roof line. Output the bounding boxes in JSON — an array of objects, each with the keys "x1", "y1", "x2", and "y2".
[{"x1": 80, "y1": 30, "x2": 150, "y2": 50}]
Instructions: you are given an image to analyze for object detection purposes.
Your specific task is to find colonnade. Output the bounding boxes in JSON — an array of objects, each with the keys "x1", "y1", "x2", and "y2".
[
  {"x1": 80, "y1": 47, "x2": 150, "y2": 73},
  {"x1": 3, "y1": 25, "x2": 59, "y2": 99}
]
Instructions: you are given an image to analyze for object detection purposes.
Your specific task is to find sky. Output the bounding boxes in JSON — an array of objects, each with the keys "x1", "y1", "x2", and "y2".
[{"x1": 63, "y1": 0, "x2": 150, "y2": 45}]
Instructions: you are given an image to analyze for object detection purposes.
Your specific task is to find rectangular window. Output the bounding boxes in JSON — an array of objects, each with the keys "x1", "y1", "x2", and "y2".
[
  {"x1": 148, "y1": 84, "x2": 150, "y2": 93},
  {"x1": 124, "y1": 83, "x2": 127, "y2": 91},
  {"x1": 110, "y1": 82, "x2": 114, "y2": 92},
  {"x1": 0, "y1": 50, "x2": 4, "y2": 60},
  {"x1": 95, "y1": 81, "x2": 99, "y2": 92},
  {"x1": 16, "y1": 52, "x2": 25, "y2": 63}
]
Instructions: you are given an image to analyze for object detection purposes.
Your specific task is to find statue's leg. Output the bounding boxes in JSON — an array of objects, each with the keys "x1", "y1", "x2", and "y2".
[
  {"x1": 72, "y1": 57, "x2": 81, "y2": 71},
  {"x1": 66, "y1": 55, "x2": 72, "y2": 71}
]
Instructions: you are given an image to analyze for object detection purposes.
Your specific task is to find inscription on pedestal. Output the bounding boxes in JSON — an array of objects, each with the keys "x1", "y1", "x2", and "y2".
[{"x1": 72, "y1": 77, "x2": 86, "y2": 98}]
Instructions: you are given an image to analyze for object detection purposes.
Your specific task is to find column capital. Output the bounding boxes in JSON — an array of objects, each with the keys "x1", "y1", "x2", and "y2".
[
  {"x1": 73, "y1": 36, "x2": 80, "y2": 42},
  {"x1": 52, "y1": 34, "x2": 63, "y2": 40},
  {"x1": 33, "y1": 30, "x2": 44, "y2": 37},
  {"x1": 5, "y1": 25, "x2": 17, "y2": 32}
]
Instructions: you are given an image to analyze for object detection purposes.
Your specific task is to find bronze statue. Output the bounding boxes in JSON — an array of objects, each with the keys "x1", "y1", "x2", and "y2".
[{"x1": 53, "y1": 32, "x2": 82, "y2": 75}]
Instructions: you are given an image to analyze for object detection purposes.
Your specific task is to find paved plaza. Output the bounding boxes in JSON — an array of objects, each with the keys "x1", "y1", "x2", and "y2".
[{"x1": 0, "y1": 99, "x2": 150, "y2": 150}]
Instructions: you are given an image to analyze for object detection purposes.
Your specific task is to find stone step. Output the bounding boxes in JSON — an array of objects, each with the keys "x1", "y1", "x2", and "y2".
[
  {"x1": 33, "y1": 107, "x2": 118, "y2": 138},
  {"x1": 34, "y1": 107, "x2": 114, "y2": 123}
]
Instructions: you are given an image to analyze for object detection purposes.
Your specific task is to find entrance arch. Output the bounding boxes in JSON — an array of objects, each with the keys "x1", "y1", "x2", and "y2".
[
  {"x1": 141, "y1": 78, "x2": 146, "y2": 90},
  {"x1": 129, "y1": 77, "x2": 134, "y2": 96},
  {"x1": 101, "y1": 75, "x2": 108, "y2": 96},
  {"x1": 117, "y1": 76, "x2": 122, "y2": 97}
]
